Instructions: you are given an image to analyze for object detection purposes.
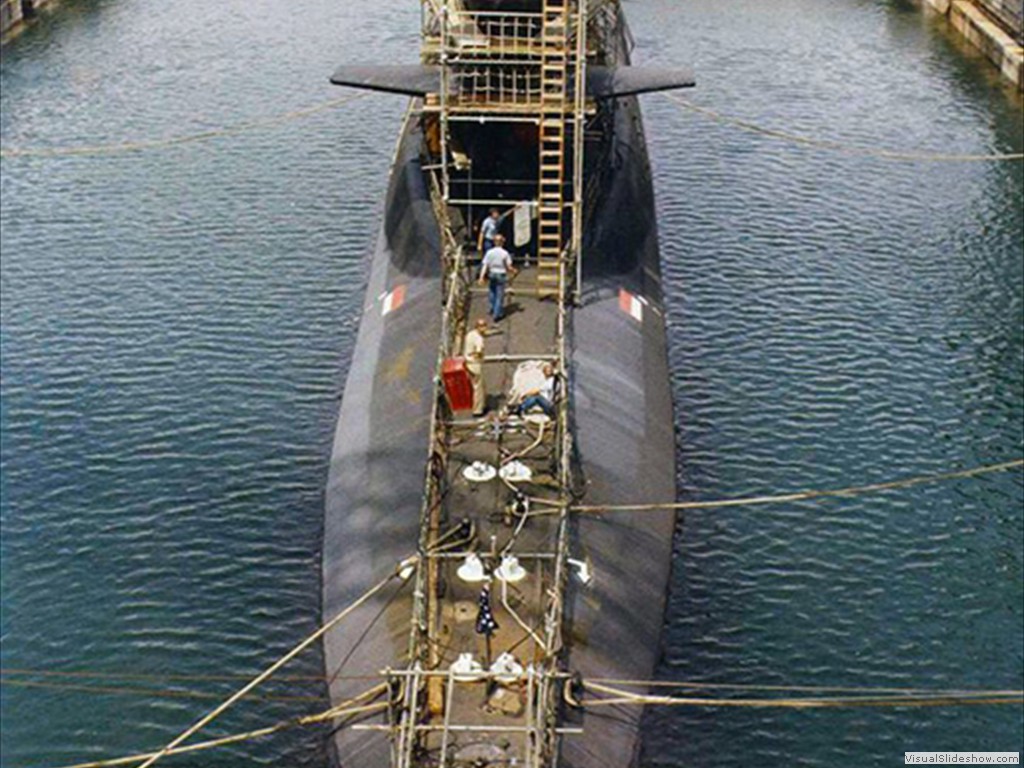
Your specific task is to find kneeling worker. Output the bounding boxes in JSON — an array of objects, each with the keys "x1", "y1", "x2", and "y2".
[{"x1": 464, "y1": 318, "x2": 489, "y2": 416}]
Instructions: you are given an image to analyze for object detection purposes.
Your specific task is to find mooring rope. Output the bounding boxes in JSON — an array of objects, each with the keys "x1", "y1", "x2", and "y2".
[
  {"x1": 131, "y1": 558, "x2": 415, "y2": 768},
  {"x1": 10, "y1": 668, "x2": 1015, "y2": 703},
  {"x1": 52, "y1": 688, "x2": 389, "y2": 768},
  {"x1": 0, "y1": 678, "x2": 322, "y2": 703},
  {"x1": 586, "y1": 677, "x2": 1024, "y2": 696},
  {"x1": 662, "y1": 93, "x2": 1024, "y2": 162},
  {"x1": 561, "y1": 459, "x2": 1023, "y2": 516},
  {"x1": 577, "y1": 680, "x2": 1024, "y2": 709},
  {"x1": 0, "y1": 667, "x2": 377, "y2": 683},
  {"x1": 0, "y1": 93, "x2": 368, "y2": 159}
]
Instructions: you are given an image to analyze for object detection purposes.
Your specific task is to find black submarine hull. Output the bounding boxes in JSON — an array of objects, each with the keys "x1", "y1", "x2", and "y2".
[{"x1": 322, "y1": 14, "x2": 678, "y2": 768}]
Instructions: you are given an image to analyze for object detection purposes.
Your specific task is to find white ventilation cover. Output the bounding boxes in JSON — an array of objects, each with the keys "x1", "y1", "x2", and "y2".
[
  {"x1": 490, "y1": 652, "x2": 525, "y2": 683},
  {"x1": 499, "y1": 460, "x2": 532, "y2": 482},
  {"x1": 456, "y1": 553, "x2": 488, "y2": 583},
  {"x1": 463, "y1": 461, "x2": 497, "y2": 483},
  {"x1": 450, "y1": 653, "x2": 485, "y2": 682},
  {"x1": 496, "y1": 555, "x2": 527, "y2": 583}
]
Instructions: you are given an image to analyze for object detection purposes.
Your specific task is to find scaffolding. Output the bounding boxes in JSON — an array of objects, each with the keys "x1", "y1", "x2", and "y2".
[
  {"x1": 421, "y1": 0, "x2": 587, "y2": 299},
  {"x1": 378, "y1": 2, "x2": 590, "y2": 766}
]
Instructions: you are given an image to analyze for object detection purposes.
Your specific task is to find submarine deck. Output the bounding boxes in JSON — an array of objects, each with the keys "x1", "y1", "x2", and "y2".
[{"x1": 414, "y1": 253, "x2": 571, "y2": 763}]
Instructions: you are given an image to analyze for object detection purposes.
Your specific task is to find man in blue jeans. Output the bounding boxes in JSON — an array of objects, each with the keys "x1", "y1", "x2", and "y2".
[
  {"x1": 513, "y1": 363, "x2": 557, "y2": 418},
  {"x1": 478, "y1": 234, "x2": 517, "y2": 321},
  {"x1": 477, "y1": 207, "x2": 501, "y2": 255},
  {"x1": 477, "y1": 206, "x2": 514, "y2": 255}
]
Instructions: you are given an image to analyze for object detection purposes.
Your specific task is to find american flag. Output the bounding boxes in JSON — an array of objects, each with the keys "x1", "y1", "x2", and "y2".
[{"x1": 475, "y1": 584, "x2": 499, "y2": 636}]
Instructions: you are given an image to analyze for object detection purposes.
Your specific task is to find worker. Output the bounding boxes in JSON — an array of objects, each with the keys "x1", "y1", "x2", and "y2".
[
  {"x1": 464, "y1": 318, "x2": 489, "y2": 416},
  {"x1": 478, "y1": 234, "x2": 517, "y2": 321},
  {"x1": 476, "y1": 205, "x2": 517, "y2": 255},
  {"x1": 478, "y1": 208, "x2": 501, "y2": 255},
  {"x1": 514, "y1": 363, "x2": 556, "y2": 418}
]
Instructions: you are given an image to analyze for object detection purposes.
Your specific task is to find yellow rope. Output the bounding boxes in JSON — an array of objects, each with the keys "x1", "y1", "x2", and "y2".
[
  {"x1": 133, "y1": 559, "x2": 414, "y2": 768},
  {"x1": 0, "y1": 93, "x2": 368, "y2": 159},
  {"x1": 583, "y1": 694, "x2": 1021, "y2": 709},
  {"x1": 0, "y1": 667, "x2": 376, "y2": 683},
  {"x1": 585, "y1": 677, "x2": 1024, "y2": 696},
  {"x1": 13, "y1": 670, "x2": 1014, "y2": 702},
  {"x1": 566, "y1": 458, "x2": 1023, "y2": 515},
  {"x1": 52, "y1": 687, "x2": 388, "y2": 768},
  {"x1": 0, "y1": 678, "x2": 321, "y2": 703},
  {"x1": 580, "y1": 681, "x2": 1024, "y2": 709},
  {"x1": 662, "y1": 93, "x2": 1024, "y2": 162}
]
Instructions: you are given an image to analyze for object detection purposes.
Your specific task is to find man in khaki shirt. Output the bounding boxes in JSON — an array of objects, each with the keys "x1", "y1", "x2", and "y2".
[{"x1": 464, "y1": 318, "x2": 488, "y2": 416}]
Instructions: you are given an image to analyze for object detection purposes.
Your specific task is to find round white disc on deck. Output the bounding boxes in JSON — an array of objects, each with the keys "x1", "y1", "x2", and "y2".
[
  {"x1": 499, "y1": 460, "x2": 532, "y2": 482},
  {"x1": 463, "y1": 461, "x2": 497, "y2": 482},
  {"x1": 490, "y1": 651, "x2": 525, "y2": 683},
  {"x1": 450, "y1": 652, "x2": 485, "y2": 682}
]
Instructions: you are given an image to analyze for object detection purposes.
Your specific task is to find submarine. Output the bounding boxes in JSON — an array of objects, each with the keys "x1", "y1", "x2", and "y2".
[{"x1": 322, "y1": 1, "x2": 693, "y2": 766}]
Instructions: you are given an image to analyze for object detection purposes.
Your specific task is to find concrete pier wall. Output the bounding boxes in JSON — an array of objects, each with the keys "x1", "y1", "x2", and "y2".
[
  {"x1": 1, "y1": 0, "x2": 53, "y2": 41},
  {"x1": 977, "y1": 0, "x2": 1024, "y2": 40},
  {"x1": 1, "y1": 0, "x2": 25, "y2": 38},
  {"x1": 922, "y1": 0, "x2": 1024, "y2": 89}
]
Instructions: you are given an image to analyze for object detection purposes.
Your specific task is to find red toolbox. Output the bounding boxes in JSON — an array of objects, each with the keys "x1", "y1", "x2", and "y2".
[{"x1": 442, "y1": 357, "x2": 474, "y2": 412}]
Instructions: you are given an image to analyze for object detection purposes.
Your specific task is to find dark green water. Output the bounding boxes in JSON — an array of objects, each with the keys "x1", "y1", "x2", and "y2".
[{"x1": 1, "y1": 1, "x2": 1021, "y2": 766}]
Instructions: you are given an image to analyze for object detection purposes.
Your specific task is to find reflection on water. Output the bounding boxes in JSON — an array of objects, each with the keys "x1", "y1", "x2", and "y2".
[{"x1": 1, "y1": 0, "x2": 1021, "y2": 766}]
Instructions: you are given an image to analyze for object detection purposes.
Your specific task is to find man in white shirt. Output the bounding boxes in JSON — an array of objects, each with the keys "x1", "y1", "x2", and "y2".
[
  {"x1": 477, "y1": 208, "x2": 501, "y2": 255},
  {"x1": 463, "y1": 318, "x2": 488, "y2": 416},
  {"x1": 513, "y1": 363, "x2": 556, "y2": 418},
  {"x1": 478, "y1": 234, "x2": 517, "y2": 321}
]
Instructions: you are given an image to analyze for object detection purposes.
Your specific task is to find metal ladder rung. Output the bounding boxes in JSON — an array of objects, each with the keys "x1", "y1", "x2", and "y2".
[{"x1": 535, "y1": 0, "x2": 569, "y2": 302}]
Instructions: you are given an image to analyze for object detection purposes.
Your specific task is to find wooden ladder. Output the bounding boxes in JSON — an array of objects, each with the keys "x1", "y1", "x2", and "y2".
[{"x1": 536, "y1": 0, "x2": 569, "y2": 299}]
